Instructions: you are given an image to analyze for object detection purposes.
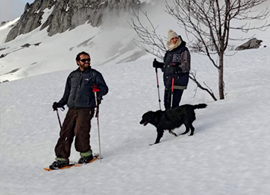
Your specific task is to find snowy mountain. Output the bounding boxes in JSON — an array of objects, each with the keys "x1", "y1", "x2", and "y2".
[
  {"x1": 1, "y1": 1, "x2": 270, "y2": 194},
  {"x1": 1, "y1": 0, "x2": 163, "y2": 82}
]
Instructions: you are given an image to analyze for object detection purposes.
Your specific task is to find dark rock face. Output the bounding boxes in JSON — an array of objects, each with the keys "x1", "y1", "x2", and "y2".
[
  {"x1": 5, "y1": 0, "x2": 140, "y2": 42},
  {"x1": 235, "y1": 38, "x2": 263, "y2": 51},
  {"x1": 1, "y1": 21, "x2": 7, "y2": 26}
]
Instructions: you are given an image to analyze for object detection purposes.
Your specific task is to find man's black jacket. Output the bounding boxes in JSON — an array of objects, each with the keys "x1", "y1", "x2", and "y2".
[{"x1": 58, "y1": 67, "x2": 108, "y2": 108}]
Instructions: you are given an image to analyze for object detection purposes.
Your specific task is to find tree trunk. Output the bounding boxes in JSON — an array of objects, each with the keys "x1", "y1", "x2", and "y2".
[{"x1": 219, "y1": 54, "x2": 225, "y2": 99}]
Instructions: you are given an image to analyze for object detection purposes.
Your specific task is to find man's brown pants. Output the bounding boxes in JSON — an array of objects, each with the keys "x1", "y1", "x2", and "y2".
[{"x1": 54, "y1": 108, "x2": 95, "y2": 159}]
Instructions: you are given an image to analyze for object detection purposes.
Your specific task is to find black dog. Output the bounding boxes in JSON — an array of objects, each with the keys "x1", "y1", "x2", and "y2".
[{"x1": 140, "y1": 104, "x2": 207, "y2": 145}]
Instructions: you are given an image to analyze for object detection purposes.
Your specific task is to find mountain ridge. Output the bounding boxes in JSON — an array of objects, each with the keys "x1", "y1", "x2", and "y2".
[{"x1": 5, "y1": 0, "x2": 142, "y2": 42}]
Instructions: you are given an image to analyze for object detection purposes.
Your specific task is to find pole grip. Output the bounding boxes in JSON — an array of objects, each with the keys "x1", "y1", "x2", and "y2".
[{"x1": 171, "y1": 77, "x2": 175, "y2": 92}]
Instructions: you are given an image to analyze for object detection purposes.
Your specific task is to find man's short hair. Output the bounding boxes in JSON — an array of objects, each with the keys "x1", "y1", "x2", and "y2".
[{"x1": 76, "y1": 51, "x2": 90, "y2": 61}]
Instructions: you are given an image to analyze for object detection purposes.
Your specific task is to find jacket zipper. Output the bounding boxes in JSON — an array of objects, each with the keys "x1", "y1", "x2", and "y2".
[{"x1": 72, "y1": 72, "x2": 83, "y2": 101}]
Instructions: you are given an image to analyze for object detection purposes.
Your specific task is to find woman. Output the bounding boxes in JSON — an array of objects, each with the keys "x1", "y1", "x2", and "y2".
[{"x1": 153, "y1": 29, "x2": 191, "y2": 110}]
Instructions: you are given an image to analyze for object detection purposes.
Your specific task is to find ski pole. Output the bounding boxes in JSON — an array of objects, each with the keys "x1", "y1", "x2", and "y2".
[
  {"x1": 170, "y1": 77, "x2": 175, "y2": 109},
  {"x1": 93, "y1": 89, "x2": 102, "y2": 163},
  {"x1": 56, "y1": 109, "x2": 62, "y2": 129},
  {"x1": 154, "y1": 59, "x2": 161, "y2": 110}
]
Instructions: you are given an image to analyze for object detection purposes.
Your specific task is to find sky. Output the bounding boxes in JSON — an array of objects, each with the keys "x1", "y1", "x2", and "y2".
[
  {"x1": 1, "y1": 1, "x2": 270, "y2": 194},
  {"x1": 0, "y1": 0, "x2": 34, "y2": 22}
]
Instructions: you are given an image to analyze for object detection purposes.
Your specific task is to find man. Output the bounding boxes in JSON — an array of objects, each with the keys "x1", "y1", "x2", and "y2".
[
  {"x1": 153, "y1": 29, "x2": 190, "y2": 110},
  {"x1": 49, "y1": 51, "x2": 108, "y2": 169}
]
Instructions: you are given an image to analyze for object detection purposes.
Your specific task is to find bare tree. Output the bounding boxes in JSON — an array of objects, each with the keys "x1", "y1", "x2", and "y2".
[
  {"x1": 130, "y1": 0, "x2": 270, "y2": 101},
  {"x1": 130, "y1": 7, "x2": 218, "y2": 101},
  {"x1": 165, "y1": 0, "x2": 270, "y2": 99}
]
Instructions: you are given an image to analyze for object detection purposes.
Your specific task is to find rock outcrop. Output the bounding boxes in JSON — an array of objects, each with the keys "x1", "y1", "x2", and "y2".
[
  {"x1": 235, "y1": 38, "x2": 263, "y2": 51},
  {"x1": 5, "y1": 0, "x2": 140, "y2": 42}
]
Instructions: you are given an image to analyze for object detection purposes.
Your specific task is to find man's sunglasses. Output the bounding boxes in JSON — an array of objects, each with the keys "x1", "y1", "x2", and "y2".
[{"x1": 80, "y1": 58, "x2": 91, "y2": 62}]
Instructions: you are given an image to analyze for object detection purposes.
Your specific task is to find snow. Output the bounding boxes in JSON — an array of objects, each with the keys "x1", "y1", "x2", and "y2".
[
  {"x1": 41, "y1": 7, "x2": 54, "y2": 24},
  {"x1": 139, "y1": 0, "x2": 153, "y2": 3},
  {"x1": 1, "y1": 2, "x2": 270, "y2": 195},
  {"x1": 0, "y1": 17, "x2": 20, "y2": 43}
]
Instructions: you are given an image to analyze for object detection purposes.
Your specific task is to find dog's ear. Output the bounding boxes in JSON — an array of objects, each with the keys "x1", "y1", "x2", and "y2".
[{"x1": 142, "y1": 111, "x2": 152, "y2": 118}]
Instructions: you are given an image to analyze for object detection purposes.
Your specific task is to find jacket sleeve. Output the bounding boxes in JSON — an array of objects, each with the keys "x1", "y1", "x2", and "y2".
[
  {"x1": 179, "y1": 49, "x2": 191, "y2": 73},
  {"x1": 58, "y1": 75, "x2": 71, "y2": 106},
  {"x1": 95, "y1": 72, "x2": 109, "y2": 97},
  {"x1": 161, "y1": 52, "x2": 169, "y2": 72}
]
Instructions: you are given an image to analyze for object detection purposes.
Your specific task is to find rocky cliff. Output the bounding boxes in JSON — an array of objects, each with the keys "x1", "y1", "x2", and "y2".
[{"x1": 5, "y1": 0, "x2": 141, "y2": 42}]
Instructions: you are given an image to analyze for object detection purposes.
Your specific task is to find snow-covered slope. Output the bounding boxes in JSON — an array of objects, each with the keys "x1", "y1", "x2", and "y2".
[
  {"x1": 1, "y1": 46, "x2": 270, "y2": 194},
  {"x1": 1, "y1": 1, "x2": 270, "y2": 194},
  {"x1": 0, "y1": 20, "x2": 146, "y2": 82}
]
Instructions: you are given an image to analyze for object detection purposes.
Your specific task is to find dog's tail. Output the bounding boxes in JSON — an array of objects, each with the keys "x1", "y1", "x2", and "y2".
[{"x1": 193, "y1": 103, "x2": 207, "y2": 110}]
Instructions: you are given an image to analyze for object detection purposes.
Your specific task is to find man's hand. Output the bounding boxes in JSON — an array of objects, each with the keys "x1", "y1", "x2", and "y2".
[{"x1": 52, "y1": 102, "x2": 64, "y2": 111}]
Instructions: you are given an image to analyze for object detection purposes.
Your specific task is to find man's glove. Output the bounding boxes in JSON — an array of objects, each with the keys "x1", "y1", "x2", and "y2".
[
  {"x1": 52, "y1": 102, "x2": 64, "y2": 111},
  {"x1": 153, "y1": 59, "x2": 164, "y2": 69}
]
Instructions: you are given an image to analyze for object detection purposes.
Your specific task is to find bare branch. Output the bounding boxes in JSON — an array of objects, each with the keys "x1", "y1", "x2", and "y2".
[
  {"x1": 130, "y1": 0, "x2": 270, "y2": 100},
  {"x1": 128, "y1": 7, "x2": 167, "y2": 59},
  {"x1": 165, "y1": 0, "x2": 270, "y2": 100},
  {"x1": 189, "y1": 71, "x2": 217, "y2": 101}
]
